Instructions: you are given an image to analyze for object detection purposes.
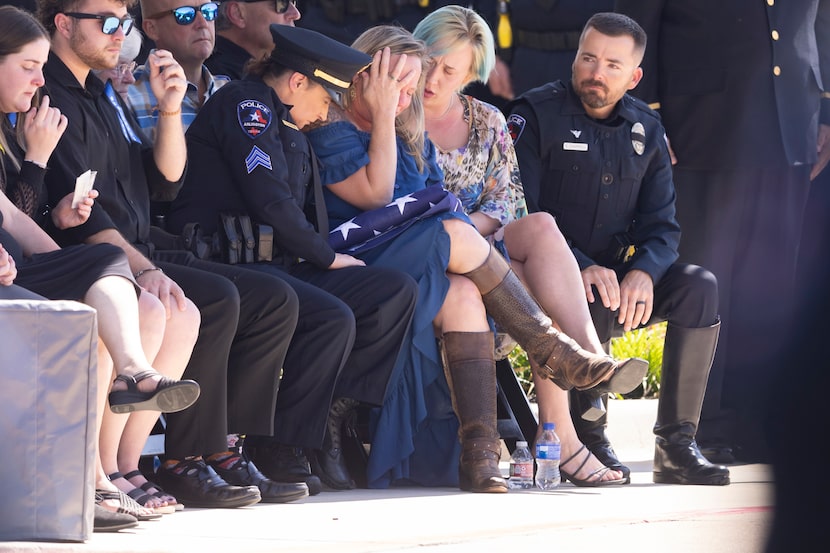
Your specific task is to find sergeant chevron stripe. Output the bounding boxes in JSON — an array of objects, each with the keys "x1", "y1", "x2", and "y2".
[{"x1": 245, "y1": 145, "x2": 272, "y2": 174}]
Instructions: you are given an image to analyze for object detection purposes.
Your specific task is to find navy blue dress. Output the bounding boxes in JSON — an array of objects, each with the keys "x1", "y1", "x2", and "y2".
[{"x1": 307, "y1": 121, "x2": 472, "y2": 488}]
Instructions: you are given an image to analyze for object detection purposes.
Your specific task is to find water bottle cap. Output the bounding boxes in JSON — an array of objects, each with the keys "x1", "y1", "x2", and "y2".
[
  {"x1": 543, "y1": 422, "x2": 555, "y2": 430},
  {"x1": 516, "y1": 441, "x2": 528, "y2": 447}
]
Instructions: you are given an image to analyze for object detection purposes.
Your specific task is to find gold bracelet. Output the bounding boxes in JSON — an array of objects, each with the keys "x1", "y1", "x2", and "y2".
[{"x1": 156, "y1": 106, "x2": 182, "y2": 117}]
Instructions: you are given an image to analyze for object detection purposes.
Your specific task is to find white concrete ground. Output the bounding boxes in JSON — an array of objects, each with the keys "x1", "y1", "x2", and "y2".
[{"x1": 0, "y1": 399, "x2": 774, "y2": 553}]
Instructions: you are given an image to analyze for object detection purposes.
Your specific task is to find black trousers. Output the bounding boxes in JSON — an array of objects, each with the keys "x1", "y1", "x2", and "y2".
[
  {"x1": 672, "y1": 166, "x2": 810, "y2": 448},
  {"x1": 588, "y1": 263, "x2": 719, "y2": 342},
  {"x1": 154, "y1": 252, "x2": 298, "y2": 459},
  {"x1": 247, "y1": 262, "x2": 417, "y2": 449}
]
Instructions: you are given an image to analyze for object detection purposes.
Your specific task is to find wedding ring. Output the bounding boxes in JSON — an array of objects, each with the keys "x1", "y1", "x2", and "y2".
[{"x1": 635, "y1": 300, "x2": 646, "y2": 305}]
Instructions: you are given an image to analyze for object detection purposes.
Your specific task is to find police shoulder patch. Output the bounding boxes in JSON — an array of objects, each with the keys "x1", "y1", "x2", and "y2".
[
  {"x1": 237, "y1": 99, "x2": 272, "y2": 138},
  {"x1": 506, "y1": 113, "x2": 526, "y2": 144}
]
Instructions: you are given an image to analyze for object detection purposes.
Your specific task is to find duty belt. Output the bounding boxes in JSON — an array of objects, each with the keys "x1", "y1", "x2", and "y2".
[{"x1": 514, "y1": 29, "x2": 582, "y2": 52}]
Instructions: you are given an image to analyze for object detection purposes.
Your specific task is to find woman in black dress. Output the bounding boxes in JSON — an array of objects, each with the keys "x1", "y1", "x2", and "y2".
[{"x1": 0, "y1": 5, "x2": 200, "y2": 521}]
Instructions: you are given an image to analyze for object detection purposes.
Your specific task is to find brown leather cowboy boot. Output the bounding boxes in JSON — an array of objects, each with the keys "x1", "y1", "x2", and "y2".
[
  {"x1": 464, "y1": 246, "x2": 647, "y2": 393},
  {"x1": 441, "y1": 331, "x2": 507, "y2": 493}
]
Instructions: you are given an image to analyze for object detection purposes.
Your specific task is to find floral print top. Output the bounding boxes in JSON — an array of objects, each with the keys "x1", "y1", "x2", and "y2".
[{"x1": 434, "y1": 94, "x2": 527, "y2": 232}]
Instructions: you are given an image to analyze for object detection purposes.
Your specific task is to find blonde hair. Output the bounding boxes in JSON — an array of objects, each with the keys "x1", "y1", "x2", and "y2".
[
  {"x1": 413, "y1": 5, "x2": 496, "y2": 86},
  {"x1": 346, "y1": 25, "x2": 429, "y2": 172}
]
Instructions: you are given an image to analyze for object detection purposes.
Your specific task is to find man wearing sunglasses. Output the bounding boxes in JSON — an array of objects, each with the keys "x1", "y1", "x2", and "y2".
[
  {"x1": 38, "y1": 0, "x2": 310, "y2": 509},
  {"x1": 129, "y1": 1, "x2": 229, "y2": 139},
  {"x1": 206, "y1": 0, "x2": 300, "y2": 80}
]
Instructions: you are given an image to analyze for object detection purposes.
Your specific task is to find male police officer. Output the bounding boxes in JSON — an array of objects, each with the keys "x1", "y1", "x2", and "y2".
[{"x1": 508, "y1": 12, "x2": 729, "y2": 485}]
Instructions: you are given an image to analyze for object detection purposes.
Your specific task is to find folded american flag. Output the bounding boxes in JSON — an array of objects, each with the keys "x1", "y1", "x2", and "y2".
[{"x1": 328, "y1": 184, "x2": 463, "y2": 254}]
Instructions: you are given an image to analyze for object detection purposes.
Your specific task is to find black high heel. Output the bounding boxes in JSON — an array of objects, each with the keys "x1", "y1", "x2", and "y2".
[{"x1": 560, "y1": 445, "x2": 626, "y2": 487}]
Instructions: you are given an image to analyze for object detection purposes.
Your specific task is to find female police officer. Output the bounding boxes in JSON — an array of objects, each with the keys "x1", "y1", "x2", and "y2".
[{"x1": 167, "y1": 24, "x2": 417, "y2": 491}]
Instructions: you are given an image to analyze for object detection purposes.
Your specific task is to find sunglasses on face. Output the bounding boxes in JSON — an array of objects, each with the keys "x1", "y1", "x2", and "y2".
[
  {"x1": 249, "y1": 0, "x2": 297, "y2": 14},
  {"x1": 63, "y1": 12, "x2": 135, "y2": 35},
  {"x1": 147, "y1": 2, "x2": 220, "y2": 25},
  {"x1": 273, "y1": 0, "x2": 298, "y2": 14}
]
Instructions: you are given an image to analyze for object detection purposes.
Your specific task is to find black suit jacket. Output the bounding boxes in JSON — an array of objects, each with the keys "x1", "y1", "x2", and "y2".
[{"x1": 616, "y1": 0, "x2": 830, "y2": 169}]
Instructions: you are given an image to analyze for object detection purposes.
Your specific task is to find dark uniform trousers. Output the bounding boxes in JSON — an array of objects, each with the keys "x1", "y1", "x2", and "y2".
[
  {"x1": 246, "y1": 261, "x2": 417, "y2": 449},
  {"x1": 672, "y1": 166, "x2": 811, "y2": 436},
  {"x1": 587, "y1": 263, "x2": 719, "y2": 344},
  {"x1": 153, "y1": 252, "x2": 298, "y2": 459}
]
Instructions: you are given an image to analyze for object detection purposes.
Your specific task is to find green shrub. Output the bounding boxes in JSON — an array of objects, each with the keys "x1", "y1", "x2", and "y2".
[
  {"x1": 610, "y1": 321, "x2": 666, "y2": 398},
  {"x1": 508, "y1": 321, "x2": 667, "y2": 400}
]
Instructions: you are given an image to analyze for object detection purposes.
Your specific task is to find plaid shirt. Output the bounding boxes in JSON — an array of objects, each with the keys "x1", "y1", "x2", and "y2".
[{"x1": 126, "y1": 64, "x2": 229, "y2": 143}]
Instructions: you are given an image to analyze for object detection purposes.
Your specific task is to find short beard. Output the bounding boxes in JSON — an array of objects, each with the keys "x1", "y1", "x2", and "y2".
[
  {"x1": 574, "y1": 79, "x2": 609, "y2": 109},
  {"x1": 69, "y1": 28, "x2": 119, "y2": 71}
]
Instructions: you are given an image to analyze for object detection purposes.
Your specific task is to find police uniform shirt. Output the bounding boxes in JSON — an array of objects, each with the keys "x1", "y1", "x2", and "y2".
[
  {"x1": 42, "y1": 52, "x2": 182, "y2": 253},
  {"x1": 508, "y1": 80, "x2": 680, "y2": 284},
  {"x1": 167, "y1": 76, "x2": 336, "y2": 268},
  {"x1": 205, "y1": 35, "x2": 254, "y2": 81}
]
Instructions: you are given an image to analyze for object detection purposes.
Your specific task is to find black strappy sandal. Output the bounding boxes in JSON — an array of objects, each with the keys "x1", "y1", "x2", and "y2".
[
  {"x1": 123, "y1": 469, "x2": 184, "y2": 511},
  {"x1": 108, "y1": 472, "x2": 176, "y2": 514},
  {"x1": 559, "y1": 445, "x2": 627, "y2": 487},
  {"x1": 108, "y1": 369, "x2": 200, "y2": 414}
]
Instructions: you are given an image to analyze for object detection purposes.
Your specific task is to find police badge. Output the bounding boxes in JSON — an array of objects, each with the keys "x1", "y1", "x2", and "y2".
[
  {"x1": 238, "y1": 99, "x2": 272, "y2": 138},
  {"x1": 631, "y1": 122, "x2": 646, "y2": 155}
]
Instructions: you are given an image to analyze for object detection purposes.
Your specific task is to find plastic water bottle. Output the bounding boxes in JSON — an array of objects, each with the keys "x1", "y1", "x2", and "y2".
[
  {"x1": 535, "y1": 422, "x2": 561, "y2": 490},
  {"x1": 508, "y1": 441, "x2": 534, "y2": 490}
]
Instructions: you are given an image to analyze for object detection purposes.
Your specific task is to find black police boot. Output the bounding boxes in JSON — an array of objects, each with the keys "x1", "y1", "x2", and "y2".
[
  {"x1": 570, "y1": 389, "x2": 631, "y2": 483},
  {"x1": 243, "y1": 440, "x2": 323, "y2": 496},
  {"x1": 653, "y1": 320, "x2": 730, "y2": 485},
  {"x1": 308, "y1": 397, "x2": 358, "y2": 490}
]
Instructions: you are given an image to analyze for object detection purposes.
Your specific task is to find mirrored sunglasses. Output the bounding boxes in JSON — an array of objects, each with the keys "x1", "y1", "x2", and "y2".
[
  {"x1": 147, "y1": 2, "x2": 220, "y2": 25},
  {"x1": 63, "y1": 12, "x2": 135, "y2": 35}
]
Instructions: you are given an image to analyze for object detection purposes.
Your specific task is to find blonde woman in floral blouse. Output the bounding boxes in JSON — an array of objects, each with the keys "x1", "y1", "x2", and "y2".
[{"x1": 415, "y1": 5, "x2": 628, "y2": 486}]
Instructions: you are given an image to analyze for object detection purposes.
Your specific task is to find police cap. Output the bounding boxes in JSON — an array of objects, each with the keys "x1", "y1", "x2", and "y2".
[{"x1": 269, "y1": 24, "x2": 372, "y2": 93}]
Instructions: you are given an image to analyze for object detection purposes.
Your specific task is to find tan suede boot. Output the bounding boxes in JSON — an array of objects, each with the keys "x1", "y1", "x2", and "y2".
[
  {"x1": 464, "y1": 247, "x2": 648, "y2": 393},
  {"x1": 441, "y1": 331, "x2": 508, "y2": 493}
]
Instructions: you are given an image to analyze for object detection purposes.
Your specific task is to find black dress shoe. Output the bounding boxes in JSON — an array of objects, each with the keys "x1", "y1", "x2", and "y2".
[
  {"x1": 207, "y1": 452, "x2": 309, "y2": 503},
  {"x1": 93, "y1": 501, "x2": 138, "y2": 532},
  {"x1": 699, "y1": 444, "x2": 736, "y2": 465},
  {"x1": 243, "y1": 443, "x2": 322, "y2": 496},
  {"x1": 154, "y1": 457, "x2": 261, "y2": 508}
]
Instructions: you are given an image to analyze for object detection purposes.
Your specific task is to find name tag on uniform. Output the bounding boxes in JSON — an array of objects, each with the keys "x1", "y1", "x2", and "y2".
[{"x1": 563, "y1": 142, "x2": 588, "y2": 151}]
